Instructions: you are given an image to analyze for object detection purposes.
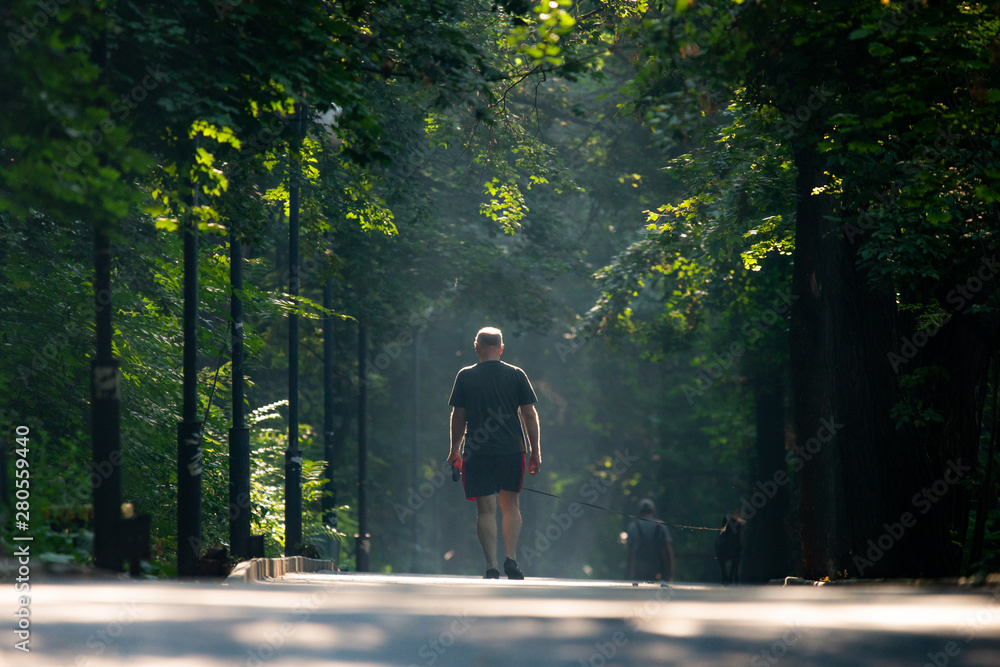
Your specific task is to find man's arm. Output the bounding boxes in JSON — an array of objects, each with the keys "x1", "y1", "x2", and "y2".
[
  {"x1": 448, "y1": 407, "x2": 466, "y2": 466},
  {"x1": 520, "y1": 403, "x2": 540, "y2": 475}
]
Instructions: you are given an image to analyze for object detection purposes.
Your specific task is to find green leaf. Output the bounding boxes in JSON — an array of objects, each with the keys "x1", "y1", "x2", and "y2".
[
  {"x1": 847, "y1": 141, "x2": 881, "y2": 154},
  {"x1": 154, "y1": 218, "x2": 180, "y2": 232},
  {"x1": 868, "y1": 42, "x2": 893, "y2": 58}
]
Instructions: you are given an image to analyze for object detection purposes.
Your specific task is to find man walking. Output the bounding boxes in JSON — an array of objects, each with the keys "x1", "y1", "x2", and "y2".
[
  {"x1": 448, "y1": 327, "x2": 541, "y2": 579},
  {"x1": 626, "y1": 498, "x2": 675, "y2": 582}
]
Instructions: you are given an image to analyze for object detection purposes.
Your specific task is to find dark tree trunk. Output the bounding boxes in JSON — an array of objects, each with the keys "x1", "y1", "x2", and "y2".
[
  {"x1": 892, "y1": 313, "x2": 996, "y2": 576},
  {"x1": 742, "y1": 0, "x2": 998, "y2": 582},
  {"x1": 789, "y1": 148, "x2": 850, "y2": 580},
  {"x1": 832, "y1": 216, "x2": 910, "y2": 579},
  {"x1": 791, "y1": 145, "x2": 998, "y2": 579},
  {"x1": 970, "y1": 358, "x2": 1000, "y2": 567},
  {"x1": 791, "y1": 144, "x2": 930, "y2": 580},
  {"x1": 740, "y1": 358, "x2": 792, "y2": 583}
]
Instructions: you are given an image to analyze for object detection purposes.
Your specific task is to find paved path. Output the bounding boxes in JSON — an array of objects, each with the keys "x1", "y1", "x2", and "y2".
[{"x1": 5, "y1": 572, "x2": 1000, "y2": 666}]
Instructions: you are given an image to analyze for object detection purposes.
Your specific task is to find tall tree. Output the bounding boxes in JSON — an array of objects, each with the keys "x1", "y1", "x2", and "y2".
[
  {"x1": 613, "y1": 0, "x2": 1000, "y2": 578},
  {"x1": 588, "y1": 96, "x2": 797, "y2": 581}
]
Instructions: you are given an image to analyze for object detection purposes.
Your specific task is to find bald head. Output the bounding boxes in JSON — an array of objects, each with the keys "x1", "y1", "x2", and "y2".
[
  {"x1": 475, "y1": 327, "x2": 503, "y2": 349},
  {"x1": 474, "y1": 327, "x2": 503, "y2": 361}
]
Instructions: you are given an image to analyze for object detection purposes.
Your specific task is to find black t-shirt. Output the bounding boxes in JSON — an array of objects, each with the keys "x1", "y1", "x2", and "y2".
[{"x1": 448, "y1": 360, "x2": 537, "y2": 456}]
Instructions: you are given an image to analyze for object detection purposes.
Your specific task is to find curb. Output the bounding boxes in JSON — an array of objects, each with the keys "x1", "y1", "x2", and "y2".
[
  {"x1": 770, "y1": 574, "x2": 1000, "y2": 588},
  {"x1": 225, "y1": 556, "x2": 338, "y2": 584}
]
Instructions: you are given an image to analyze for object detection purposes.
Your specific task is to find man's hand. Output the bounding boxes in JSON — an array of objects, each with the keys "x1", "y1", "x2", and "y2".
[
  {"x1": 527, "y1": 451, "x2": 541, "y2": 476},
  {"x1": 449, "y1": 407, "x2": 466, "y2": 470},
  {"x1": 520, "y1": 404, "x2": 540, "y2": 475}
]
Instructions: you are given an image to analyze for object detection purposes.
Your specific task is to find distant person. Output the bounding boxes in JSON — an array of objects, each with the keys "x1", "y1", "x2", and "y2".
[
  {"x1": 447, "y1": 327, "x2": 541, "y2": 579},
  {"x1": 626, "y1": 498, "x2": 675, "y2": 582}
]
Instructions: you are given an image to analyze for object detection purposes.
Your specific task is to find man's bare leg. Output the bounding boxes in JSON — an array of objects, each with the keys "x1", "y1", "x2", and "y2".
[
  {"x1": 498, "y1": 489, "x2": 522, "y2": 560},
  {"x1": 476, "y1": 494, "x2": 499, "y2": 570}
]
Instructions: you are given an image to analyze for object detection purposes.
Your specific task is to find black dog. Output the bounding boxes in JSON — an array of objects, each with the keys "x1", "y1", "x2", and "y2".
[{"x1": 714, "y1": 514, "x2": 742, "y2": 585}]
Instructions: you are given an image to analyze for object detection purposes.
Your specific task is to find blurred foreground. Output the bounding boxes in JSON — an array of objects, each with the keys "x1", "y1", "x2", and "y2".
[{"x1": 4, "y1": 572, "x2": 1000, "y2": 666}]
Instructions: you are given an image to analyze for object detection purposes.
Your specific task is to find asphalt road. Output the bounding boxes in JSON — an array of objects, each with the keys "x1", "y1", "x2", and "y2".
[{"x1": 5, "y1": 572, "x2": 1000, "y2": 666}]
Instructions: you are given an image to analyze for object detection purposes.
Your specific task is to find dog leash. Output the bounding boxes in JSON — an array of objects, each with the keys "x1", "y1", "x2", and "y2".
[
  {"x1": 450, "y1": 462, "x2": 718, "y2": 532},
  {"x1": 520, "y1": 486, "x2": 719, "y2": 532}
]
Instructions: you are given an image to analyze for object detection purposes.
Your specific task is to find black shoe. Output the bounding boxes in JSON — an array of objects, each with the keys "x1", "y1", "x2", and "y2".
[
  {"x1": 484, "y1": 568, "x2": 500, "y2": 579},
  {"x1": 503, "y1": 558, "x2": 524, "y2": 580}
]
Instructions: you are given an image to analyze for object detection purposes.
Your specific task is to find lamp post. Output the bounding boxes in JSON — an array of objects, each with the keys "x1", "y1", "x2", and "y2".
[
  {"x1": 356, "y1": 323, "x2": 370, "y2": 572},
  {"x1": 177, "y1": 187, "x2": 203, "y2": 577},
  {"x1": 317, "y1": 108, "x2": 342, "y2": 562},
  {"x1": 89, "y1": 4, "x2": 123, "y2": 576},
  {"x1": 285, "y1": 105, "x2": 307, "y2": 556},
  {"x1": 92, "y1": 227, "x2": 123, "y2": 573},
  {"x1": 412, "y1": 329, "x2": 420, "y2": 573},
  {"x1": 322, "y1": 262, "x2": 338, "y2": 560},
  {"x1": 229, "y1": 231, "x2": 251, "y2": 560}
]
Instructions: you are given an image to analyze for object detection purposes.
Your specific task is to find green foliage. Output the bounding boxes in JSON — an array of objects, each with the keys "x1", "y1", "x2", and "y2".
[
  {"x1": 507, "y1": 0, "x2": 577, "y2": 67},
  {"x1": 9, "y1": 0, "x2": 997, "y2": 582},
  {"x1": 590, "y1": 96, "x2": 795, "y2": 361},
  {"x1": 245, "y1": 402, "x2": 345, "y2": 558},
  {"x1": 622, "y1": 0, "x2": 1000, "y2": 578},
  {"x1": 0, "y1": 1, "x2": 149, "y2": 225}
]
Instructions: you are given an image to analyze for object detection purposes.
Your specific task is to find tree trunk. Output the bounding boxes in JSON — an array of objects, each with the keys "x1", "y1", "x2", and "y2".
[
  {"x1": 969, "y1": 358, "x2": 1000, "y2": 568},
  {"x1": 890, "y1": 312, "x2": 995, "y2": 576},
  {"x1": 741, "y1": 357, "x2": 792, "y2": 583},
  {"x1": 789, "y1": 147, "x2": 850, "y2": 579},
  {"x1": 791, "y1": 145, "x2": 998, "y2": 579},
  {"x1": 832, "y1": 213, "x2": 910, "y2": 579}
]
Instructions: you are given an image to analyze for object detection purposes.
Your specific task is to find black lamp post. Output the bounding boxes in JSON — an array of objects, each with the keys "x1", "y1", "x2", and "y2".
[
  {"x1": 285, "y1": 106, "x2": 307, "y2": 556},
  {"x1": 356, "y1": 323, "x2": 370, "y2": 572},
  {"x1": 229, "y1": 231, "x2": 251, "y2": 560},
  {"x1": 177, "y1": 186, "x2": 203, "y2": 577},
  {"x1": 322, "y1": 261, "x2": 338, "y2": 560},
  {"x1": 92, "y1": 227, "x2": 123, "y2": 573}
]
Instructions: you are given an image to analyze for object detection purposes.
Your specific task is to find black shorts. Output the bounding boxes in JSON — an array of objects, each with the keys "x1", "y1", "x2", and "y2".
[{"x1": 462, "y1": 452, "x2": 525, "y2": 500}]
